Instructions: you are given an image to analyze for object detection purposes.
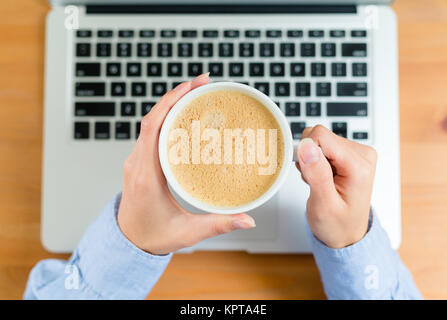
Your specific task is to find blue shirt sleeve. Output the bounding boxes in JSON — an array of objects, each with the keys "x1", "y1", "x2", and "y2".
[
  {"x1": 24, "y1": 194, "x2": 172, "y2": 300},
  {"x1": 308, "y1": 208, "x2": 422, "y2": 300}
]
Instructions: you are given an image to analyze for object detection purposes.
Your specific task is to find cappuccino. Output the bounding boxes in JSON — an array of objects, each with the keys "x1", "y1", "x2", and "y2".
[{"x1": 168, "y1": 90, "x2": 284, "y2": 207}]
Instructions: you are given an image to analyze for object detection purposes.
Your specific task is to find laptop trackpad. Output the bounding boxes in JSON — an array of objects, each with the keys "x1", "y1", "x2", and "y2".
[{"x1": 171, "y1": 187, "x2": 278, "y2": 241}]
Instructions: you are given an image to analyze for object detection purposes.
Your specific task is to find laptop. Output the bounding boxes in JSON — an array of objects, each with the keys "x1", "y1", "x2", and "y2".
[{"x1": 42, "y1": 0, "x2": 400, "y2": 253}]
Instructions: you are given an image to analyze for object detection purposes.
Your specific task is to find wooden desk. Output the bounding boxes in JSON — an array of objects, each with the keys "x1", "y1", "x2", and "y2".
[{"x1": 0, "y1": 0, "x2": 446, "y2": 299}]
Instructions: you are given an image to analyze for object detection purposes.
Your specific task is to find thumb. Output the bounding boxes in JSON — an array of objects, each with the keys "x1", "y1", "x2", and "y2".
[
  {"x1": 297, "y1": 138, "x2": 338, "y2": 201},
  {"x1": 182, "y1": 212, "x2": 256, "y2": 245}
]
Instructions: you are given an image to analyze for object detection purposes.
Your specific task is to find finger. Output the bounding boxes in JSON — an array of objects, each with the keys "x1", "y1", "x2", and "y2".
[
  {"x1": 178, "y1": 212, "x2": 256, "y2": 246},
  {"x1": 139, "y1": 72, "x2": 211, "y2": 142},
  {"x1": 301, "y1": 126, "x2": 313, "y2": 139},
  {"x1": 297, "y1": 137, "x2": 338, "y2": 202},
  {"x1": 305, "y1": 125, "x2": 357, "y2": 177}
]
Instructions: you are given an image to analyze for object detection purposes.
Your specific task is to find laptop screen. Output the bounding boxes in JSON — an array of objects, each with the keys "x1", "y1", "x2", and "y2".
[{"x1": 51, "y1": 0, "x2": 393, "y2": 5}]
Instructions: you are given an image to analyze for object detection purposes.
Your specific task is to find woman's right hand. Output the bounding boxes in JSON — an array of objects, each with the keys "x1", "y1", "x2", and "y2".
[{"x1": 295, "y1": 125, "x2": 378, "y2": 249}]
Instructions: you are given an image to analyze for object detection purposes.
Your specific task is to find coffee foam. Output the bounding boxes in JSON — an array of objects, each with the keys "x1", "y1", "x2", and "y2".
[{"x1": 168, "y1": 90, "x2": 284, "y2": 207}]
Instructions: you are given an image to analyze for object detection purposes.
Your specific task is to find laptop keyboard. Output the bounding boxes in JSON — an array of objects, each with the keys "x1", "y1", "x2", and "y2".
[{"x1": 73, "y1": 28, "x2": 371, "y2": 141}]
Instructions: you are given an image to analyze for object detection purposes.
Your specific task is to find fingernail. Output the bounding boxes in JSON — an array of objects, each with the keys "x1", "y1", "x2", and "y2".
[
  {"x1": 192, "y1": 72, "x2": 210, "y2": 83},
  {"x1": 298, "y1": 138, "x2": 320, "y2": 165},
  {"x1": 231, "y1": 216, "x2": 256, "y2": 230},
  {"x1": 174, "y1": 81, "x2": 191, "y2": 92}
]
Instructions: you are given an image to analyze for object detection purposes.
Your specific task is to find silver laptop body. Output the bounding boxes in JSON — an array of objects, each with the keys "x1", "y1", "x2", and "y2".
[{"x1": 42, "y1": 0, "x2": 400, "y2": 253}]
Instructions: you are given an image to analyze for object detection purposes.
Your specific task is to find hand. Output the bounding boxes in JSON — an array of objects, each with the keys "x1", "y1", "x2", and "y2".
[
  {"x1": 117, "y1": 73, "x2": 256, "y2": 255},
  {"x1": 296, "y1": 125, "x2": 377, "y2": 249}
]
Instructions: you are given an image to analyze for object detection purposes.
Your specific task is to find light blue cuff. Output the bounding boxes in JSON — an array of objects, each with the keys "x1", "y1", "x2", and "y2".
[
  {"x1": 75, "y1": 194, "x2": 172, "y2": 299},
  {"x1": 308, "y1": 208, "x2": 422, "y2": 300}
]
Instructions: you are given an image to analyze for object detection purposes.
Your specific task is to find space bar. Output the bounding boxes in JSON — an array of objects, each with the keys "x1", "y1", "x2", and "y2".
[{"x1": 327, "y1": 102, "x2": 367, "y2": 116}]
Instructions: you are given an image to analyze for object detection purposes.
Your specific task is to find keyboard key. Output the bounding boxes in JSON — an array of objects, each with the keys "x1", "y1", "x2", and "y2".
[
  {"x1": 327, "y1": 102, "x2": 368, "y2": 116},
  {"x1": 321, "y1": 43, "x2": 336, "y2": 57},
  {"x1": 117, "y1": 43, "x2": 132, "y2": 57},
  {"x1": 337, "y1": 82, "x2": 367, "y2": 96},
  {"x1": 301, "y1": 43, "x2": 315, "y2": 57},
  {"x1": 147, "y1": 63, "x2": 162, "y2": 76},
  {"x1": 131, "y1": 82, "x2": 146, "y2": 96},
  {"x1": 295, "y1": 82, "x2": 311, "y2": 96},
  {"x1": 306, "y1": 102, "x2": 321, "y2": 116},
  {"x1": 137, "y1": 43, "x2": 152, "y2": 57},
  {"x1": 203, "y1": 30, "x2": 218, "y2": 38},
  {"x1": 342, "y1": 43, "x2": 367, "y2": 57},
  {"x1": 229, "y1": 63, "x2": 244, "y2": 77},
  {"x1": 136, "y1": 121, "x2": 141, "y2": 138},
  {"x1": 330, "y1": 30, "x2": 345, "y2": 38},
  {"x1": 351, "y1": 30, "x2": 367, "y2": 38},
  {"x1": 111, "y1": 82, "x2": 126, "y2": 96},
  {"x1": 260, "y1": 43, "x2": 274, "y2": 57},
  {"x1": 316, "y1": 82, "x2": 331, "y2": 97},
  {"x1": 97, "y1": 30, "x2": 113, "y2": 38},
  {"x1": 76, "y1": 30, "x2": 91, "y2": 38},
  {"x1": 275, "y1": 83, "x2": 290, "y2": 96},
  {"x1": 285, "y1": 102, "x2": 300, "y2": 116},
  {"x1": 249, "y1": 63, "x2": 264, "y2": 77},
  {"x1": 331, "y1": 63, "x2": 347, "y2": 77},
  {"x1": 75, "y1": 82, "x2": 105, "y2": 96},
  {"x1": 287, "y1": 30, "x2": 303, "y2": 38},
  {"x1": 161, "y1": 30, "x2": 176, "y2": 38},
  {"x1": 270, "y1": 63, "x2": 285, "y2": 77},
  {"x1": 127, "y1": 63, "x2": 141, "y2": 77},
  {"x1": 75, "y1": 102, "x2": 115, "y2": 116},
  {"x1": 219, "y1": 43, "x2": 234, "y2": 57},
  {"x1": 239, "y1": 43, "x2": 254, "y2": 57},
  {"x1": 352, "y1": 63, "x2": 367, "y2": 77},
  {"x1": 311, "y1": 63, "x2": 326, "y2": 77},
  {"x1": 106, "y1": 63, "x2": 120, "y2": 77},
  {"x1": 158, "y1": 43, "x2": 172, "y2": 57},
  {"x1": 119, "y1": 30, "x2": 134, "y2": 38},
  {"x1": 152, "y1": 82, "x2": 167, "y2": 96},
  {"x1": 290, "y1": 63, "x2": 305, "y2": 77},
  {"x1": 209, "y1": 63, "x2": 223, "y2": 77},
  {"x1": 96, "y1": 43, "x2": 111, "y2": 57},
  {"x1": 245, "y1": 30, "x2": 260, "y2": 38},
  {"x1": 353, "y1": 132, "x2": 368, "y2": 140},
  {"x1": 182, "y1": 30, "x2": 197, "y2": 38},
  {"x1": 167, "y1": 63, "x2": 182, "y2": 77},
  {"x1": 332, "y1": 122, "x2": 347, "y2": 138},
  {"x1": 198, "y1": 43, "x2": 213, "y2": 57},
  {"x1": 188, "y1": 63, "x2": 203, "y2": 76},
  {"x1": 74, "y1": 122, "x2": 89, "y2": 139},
  {"x1": 266, "y1": 30, "x2": 282, "y2": 38},
  {"x1": 76, "y1": 43, "x2": 90, "y2": 57},
  {"x1": 280, "y1": 43, "x2": 295, "y2": 57},
  {"x1": 178, "y1": 43, "x2": 193, "y2": 57},
  {"x1": 141, "y1": 102, "x2": 156, "y2": 116},
  {"x1": 95, "y1": 122, "x2": 110, "y2": 139},
  {"x1": 115, "y1": 122, "x2": 131, "y2": 139},
  {"x1": 291, "y1": 122, "x2": 306, "y2": 140},
  {"x1": 224, "y1": 30, "x2": 239, "y2": 38},
  {"x1": 254, "y1": 82, "x2": 269, "y2": 95},
  {"x1": 121, "y1": 102, "x2": 136, "y2": 116},
  {"x1": 309, "y1": 30, "x2": 324, "y2": 38},
  {"x1": 76, "y1": 63, "x2": 100, "y2": 77},
  {"x1": 139, "y1": 30, "x2": 155, "y2": 38}
]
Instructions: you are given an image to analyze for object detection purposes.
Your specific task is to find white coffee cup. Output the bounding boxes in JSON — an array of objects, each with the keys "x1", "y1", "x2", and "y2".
[{"x1": 159, "y1": 82, "x2": 299, "y2": 214}]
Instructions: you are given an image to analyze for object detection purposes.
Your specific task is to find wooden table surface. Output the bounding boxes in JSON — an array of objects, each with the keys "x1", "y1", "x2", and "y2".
[{"x1": 0, "y1": 0, "x2": 446, "y2": 300}]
